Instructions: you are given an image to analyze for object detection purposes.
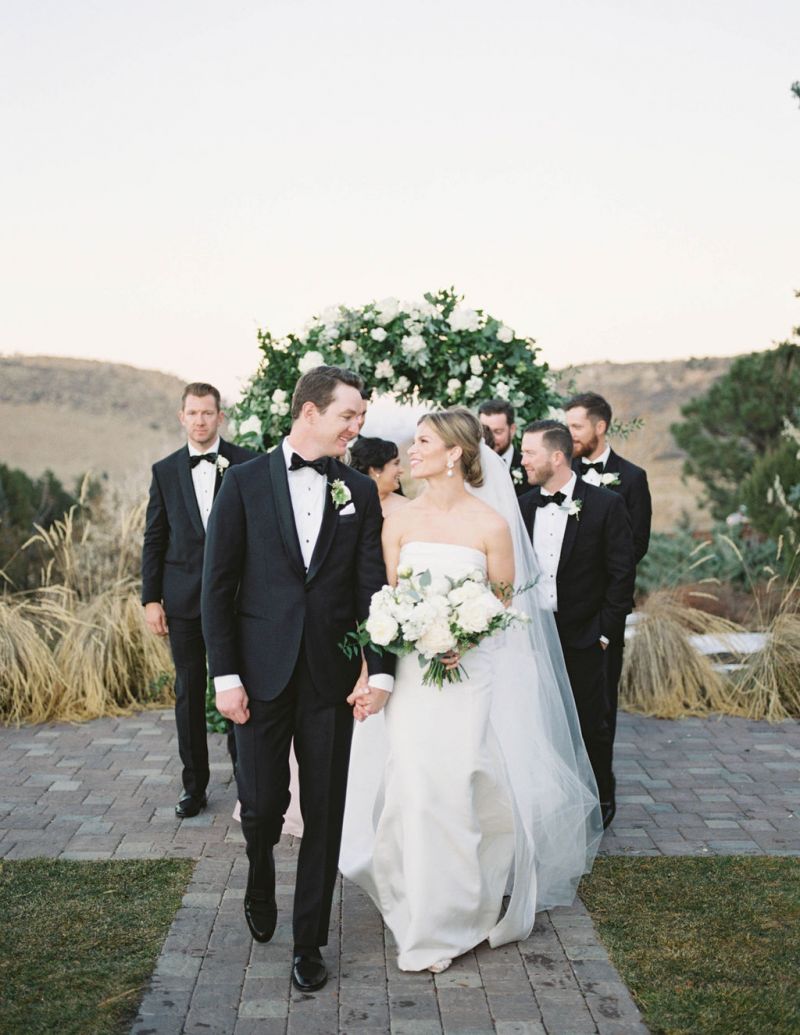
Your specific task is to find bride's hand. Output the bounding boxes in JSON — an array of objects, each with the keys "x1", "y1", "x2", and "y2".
[
  {"x1": 347, "y1": 686, "x2": 390, "y2": 721},
  {"x1": 440, "y1": 650, "x2": 461, "y2": 671}
]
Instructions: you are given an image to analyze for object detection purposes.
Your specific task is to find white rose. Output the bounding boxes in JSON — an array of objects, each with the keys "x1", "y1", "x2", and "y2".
[
  {"x1": 375, "y1": 359, "x2": 394, "y2": 379},
  {"x1": 496, "y1": 325, "x2": 514, "y2": 343},
  {"x1": 446, "y1": 378, "x2": 462, "y2": 398},
  {"x1": 239, "y1": 414, "x2": 263, "y2": 437},
  {"x1": 366, "y1": 610, "x2": 399, "y2": 647},
  {"x1": 395, "y1": 376, "x2": 411, "y2": 392},
  {"x1": 456, "y1": 598, "x2": 492, "y2": 634},
  {"x1": 375, "y1": 297, "x2": 400, "y2": 325},
  {"x1": 370, "y1": 327, "x2": 388, "y2": 342},
  {"x1": 448, "y1": 581, "x2": 485, "y2": 605},
  {"x1": 404, "y1": 319, "x2": 423, "y2": 334},
  {"x1": 465, "y1": 375, "x2": 483, "y2": 398},
  {"x1": 416, "y1": 619, "x2": 457, "y2": 658},
  {"x1": 547, "y1": 406, "x2": 567, "y2": 424},
  {"x1": 469, "y1": 355, "x2": 483, "y2": 375},
  {"x1": 448, "y1": 307, "x2": 481, "y2": 333},
  {"x1": 495, "y1": 382, "x2": 510, "y2": 400},
  {"x1": 271, "y1": 388, "x2": 288, "y2": 403},
  {"x1": 401, "y1": 601, "x2": 438, "y2": 641},
  {"x1": 401, "y1": 334, "x2": 426, "y2": 355},
  {"x1": 298, "y1": 350, "x2": 325, "y2": 374},
  {"x1": 340, "y1": 339, "x2": 357, "y2": 355}
]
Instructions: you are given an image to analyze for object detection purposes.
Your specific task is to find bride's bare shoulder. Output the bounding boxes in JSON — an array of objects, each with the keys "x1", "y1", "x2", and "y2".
[{"x1": 467, "y1": 495, "x2": 510, "y2": 534}]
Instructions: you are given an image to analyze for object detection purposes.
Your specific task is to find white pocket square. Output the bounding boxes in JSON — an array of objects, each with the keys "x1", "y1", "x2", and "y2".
[{"x1": 338, "y1": 502, "x2": 356, "y2": 516}]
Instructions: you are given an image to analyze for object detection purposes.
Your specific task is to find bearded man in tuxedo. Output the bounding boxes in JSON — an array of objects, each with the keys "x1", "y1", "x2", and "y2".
[
  {"x1": 142, "y1": 383, "x2": 256, "y2": 819},
  {"x1": 518, "y1": 420, "x2": 635, "y2": 828},
  {"x1": 478, "y1": 398, "x2": 528, "y2": 496},
  {"x1": 565, "y1": 392, "x2": 652, "y2": 757},
  {"x1": 201, "y1": 365, "x2": 395, "y2": 993}
]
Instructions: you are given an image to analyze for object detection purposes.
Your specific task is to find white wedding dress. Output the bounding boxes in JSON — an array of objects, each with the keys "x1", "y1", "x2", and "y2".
[{"x1": 340, "y1": 446, "x2": 602, "y2": 971}]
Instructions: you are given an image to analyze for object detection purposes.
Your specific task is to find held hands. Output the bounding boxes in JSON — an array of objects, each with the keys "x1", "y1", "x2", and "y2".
[
  {"x1": 347, "y1": 684, "x2": 390, "y2": 722},
  {"x1": 144, "y1": 602, "x2": 168, "y2": 636},
  {"x1": 216, "y1": 685, "x2": 250, "y2": 725}
]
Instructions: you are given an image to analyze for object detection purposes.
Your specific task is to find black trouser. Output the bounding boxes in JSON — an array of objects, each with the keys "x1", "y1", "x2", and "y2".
[
  {"x1": 559, "y1": 640, "x2": 615, "y2": 804},
  {"x1": 167, "y1": 615, "x2": 236, "y2": 798},
  {"x1": 605, "y1": 635, "x2": 624, "y2": 742},
  {"x1": 235, "y1": 648, "x2": 354, "y2": 949}
]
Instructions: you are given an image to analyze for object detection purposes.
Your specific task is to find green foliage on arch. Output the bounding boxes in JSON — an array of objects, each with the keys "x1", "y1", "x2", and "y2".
[{"x1": 230, "y1": 288, "x2": 559, "y2": 450}]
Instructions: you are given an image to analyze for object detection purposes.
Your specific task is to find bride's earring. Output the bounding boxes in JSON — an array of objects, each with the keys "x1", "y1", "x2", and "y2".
[{"x1": 446, "y1": 459, "x2": 454, "y2": 477}]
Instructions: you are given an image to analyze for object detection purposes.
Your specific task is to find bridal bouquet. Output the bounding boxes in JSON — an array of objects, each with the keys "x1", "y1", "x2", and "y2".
[{"x1": 340, "y1": 567, "x2": 530, "y2": 688}]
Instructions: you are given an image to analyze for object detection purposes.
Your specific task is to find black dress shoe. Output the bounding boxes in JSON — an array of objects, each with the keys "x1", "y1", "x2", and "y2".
[
  {"x1": 175, "y1": 792, "x2": 207, "y2": 818},
  {"x1": 601, "y1": 799, "x2": 616, "y2": 830},
  {"x1": 292, "y1": 950, "x2": 327, "y2": 992},
  {"x1": 244, "y1": 892, "x2": 277, "y2": 943}
]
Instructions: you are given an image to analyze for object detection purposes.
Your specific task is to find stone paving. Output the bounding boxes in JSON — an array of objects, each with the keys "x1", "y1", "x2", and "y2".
[{"x1": 1, "y1": 710, "x2": 798, "y2": 1034}]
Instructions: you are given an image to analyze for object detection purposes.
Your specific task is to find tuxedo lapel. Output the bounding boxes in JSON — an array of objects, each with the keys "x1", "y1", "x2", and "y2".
[
  {"x1": 557, "y1": 480, "x2": 586, "y2": 575},
  {"x1": 523, "y1": 487, "x2": 541, "y2": 539},
  {"x1": 305, "y1": 474, "x2": 338, "y2": 585},
  {"x1": 177, "y1": 447, "x2": 206, "y2": 538},
  {"x1": 267, "y1": 446, "x2": 306, "y2": 580}
]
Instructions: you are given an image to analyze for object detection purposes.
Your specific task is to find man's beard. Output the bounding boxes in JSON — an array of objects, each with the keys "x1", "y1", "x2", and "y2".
[{"x1": 573, "y1": 433, "x2": 599, "y2": 458}]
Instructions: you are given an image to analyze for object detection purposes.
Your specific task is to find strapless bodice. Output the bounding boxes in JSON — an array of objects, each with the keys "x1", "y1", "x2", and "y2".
[{"x1": 398, "y1": 540, "x2": 487, "y2": 580}]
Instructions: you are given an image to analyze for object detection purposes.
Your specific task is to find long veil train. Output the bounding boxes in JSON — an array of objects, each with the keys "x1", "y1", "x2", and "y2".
[{"x1": 340, "y1": 442, "x2": 602, "y2": 946}]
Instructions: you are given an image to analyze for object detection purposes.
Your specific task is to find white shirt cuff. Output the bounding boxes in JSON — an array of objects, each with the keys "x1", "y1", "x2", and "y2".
[
  {"x1": 215, "y1": 674, "x2": 243, "y2": 692},
  {"x1": 368, "y1": 673, "x2": 394, "y2": 693},
  {"x1": 599, "y1": 635, "x2": 610, "y2": 646}
]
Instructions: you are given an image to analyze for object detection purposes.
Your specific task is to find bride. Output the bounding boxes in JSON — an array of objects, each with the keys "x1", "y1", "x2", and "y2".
[{"x1": 340, "y1": 408, "x2": 602, "y2": 973}]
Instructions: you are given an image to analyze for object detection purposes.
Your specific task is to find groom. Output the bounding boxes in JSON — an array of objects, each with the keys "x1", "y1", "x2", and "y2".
[{"x1": 201, "y1": 365, "x2": 394, "y2": 993}]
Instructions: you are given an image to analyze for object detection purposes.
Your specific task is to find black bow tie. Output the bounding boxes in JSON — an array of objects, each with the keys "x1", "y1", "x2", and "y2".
[
  {"x1": 189, "y1": 452, "x2": 217, "y2": 468},
  {"x1": 536, "y1": 491, "x2": 566, "y2": 508},
  {"x1": 582, "y1": 460, "x2": 604, "y2": 474},
  {"x1": 289, "y1": 453, "x2": 330, "y2": 476}
]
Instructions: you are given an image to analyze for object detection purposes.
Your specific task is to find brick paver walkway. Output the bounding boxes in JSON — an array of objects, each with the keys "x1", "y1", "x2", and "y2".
[{"x1": 1, "y1": 710, "x2": 798, "y2": 1034}]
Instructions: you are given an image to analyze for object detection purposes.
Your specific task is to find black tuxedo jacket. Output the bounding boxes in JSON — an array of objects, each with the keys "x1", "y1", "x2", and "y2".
[
  {"x1": 519, "y1": 480, "x2": 636, "y2": 650},
  {"x1": 201, "y1": 445, "x2": 395, "y2": 705},
  {"x1": 141, "y1": 438, "x2": 256, "y2": 619},
  {"x1": 573, "y1": 449, "x2": 652, "y2": 564}
]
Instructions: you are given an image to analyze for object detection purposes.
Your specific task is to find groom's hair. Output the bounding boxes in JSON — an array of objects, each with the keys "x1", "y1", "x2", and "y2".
[
  {"x1": 291, "y1": 365, "x2": 363, "y2": 420},
  {"x1": 523, "y1": 420, "x2": 573, "y2": 461},
  {"x1": 181, "y1": 382, "x2": 221, "y2": 409},
  {"x1": 478, "y1": 398, "x2": 515, "y2": 425},
  {"x1": 563, "y1": 392, "x2": 612, "y2": 429}
]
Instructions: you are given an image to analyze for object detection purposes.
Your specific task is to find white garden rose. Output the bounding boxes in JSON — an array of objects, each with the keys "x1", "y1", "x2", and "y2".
[
  {"x1": 404, "y1": 319, "x2": 423, "y2": 335},
  {"x1": 298, "y1": 350, "x2": 325, "y2": 374},
  {"x1": 395, "y1": 376, "x2": 411, "y2": 392},
  {"x1": 465, "y1": 375, "x2": 483, "y2": 398},
  {"x1": 547, "y1": 406, "x2": 567, "y2": 423},
  {"x1": 446, "y1": 378, "x2": 462, "y2": 398},
  {"x1": 271, "y1": 388, "x2": 288, "y2": 403},
  {"x1": 366, "y1": 610, "x2": 399, "y2": 647},
  {"x1": 416, "y1": 619, "x2": 457, "y2": 658},
  {"x1": 339, "y1": 339, "x2": 357, "y2": 355},
  {"x1": 496, "y1": 325, "x2": 514, "y2": 343},
  {"x1": 495, "y1": 382, "x2": 510, "y2": 400},
  {"x1": 401, "y1": 601, "x2": 439, "y2": 641},
  {"x1": 401, "y1": 334, "x2": 426, "y2": 356},
  {"x1": 455, "y1": 598, "x2": 493, "y2": 634},
  {"x1": 448, "y1": 307, "x2": 481, "y2": 333},
  {"x1": 375, "y1": 297, "x2": 400, "y2": 325},
  {"x1": 469, "y1": 355, "x2": 483, "y2": 375},
  {"x1": 239, "y1": 414, "x2": 263, "y2": 437},
  {"x1": 448, "y1": 581, "x2": 485, "y2": 605},
  {"x1": 375, "y1": 359, "x2": 395, "y2": 379},
  {"x1": 370, "y1": 327, "x2": 388, "y2": 342}
]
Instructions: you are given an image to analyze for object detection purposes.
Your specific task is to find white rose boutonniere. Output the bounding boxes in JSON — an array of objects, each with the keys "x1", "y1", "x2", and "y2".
[
  {"x1": 216, "y1": 455, "x2": 230, "y2": 476},
  {"x1": 512, "y1": 467, "x2": 524, "y2": 485},
  {"x1": 561, "y1": 498, "x2": 582, "y2": 520},
  {"x1": 330, "y1": 479, "x2": 352, "y2": 509},
  {"x1": 600, "y1": 472, "x2": 621, "y2": 488}
]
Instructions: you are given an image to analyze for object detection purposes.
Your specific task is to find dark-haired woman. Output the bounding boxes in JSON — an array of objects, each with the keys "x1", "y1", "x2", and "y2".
[{"x1": 349, "y1": 436, "x2": 409, "y2": 517}]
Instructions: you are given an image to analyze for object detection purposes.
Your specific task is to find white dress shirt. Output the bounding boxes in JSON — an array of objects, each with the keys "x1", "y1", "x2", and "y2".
[
  {"x1": 579, "y1": 445, "x2": 611, "y2": 487},
  {"x1": 215, "y1": 438, "x2": 393, "y2": 693},
  {"x1": 532, "y1": 473, "x2": 576, "y2": 612},
  {"x1": 188, "y1": 436, "x2": 221, "y2": 530}
]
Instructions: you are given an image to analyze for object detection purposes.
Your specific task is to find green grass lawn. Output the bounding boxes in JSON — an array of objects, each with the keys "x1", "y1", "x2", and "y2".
[
  {"x1": 581, "y1": 855, "x2": 800, "y2": 1035},
  {"x1": 0, "y1": 857, "x2": 194, "y2": 1035}
]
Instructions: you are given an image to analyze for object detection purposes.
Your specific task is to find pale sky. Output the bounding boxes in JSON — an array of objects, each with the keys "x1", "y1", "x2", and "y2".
[{"x1": 2, "y1": 0, "x2": 799, "y2": 400}]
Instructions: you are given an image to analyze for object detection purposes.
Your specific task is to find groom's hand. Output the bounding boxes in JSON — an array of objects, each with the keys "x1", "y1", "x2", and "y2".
[
  {"x1": 347, "y1": 686, "x2": 390, "y2": 722},
  {"x1": 216, "y1": 685, "x2": 250, "y2": 725}
]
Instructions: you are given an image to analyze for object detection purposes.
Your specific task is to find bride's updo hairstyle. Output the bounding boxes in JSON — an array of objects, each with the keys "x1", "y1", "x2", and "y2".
[{"x1": 418, "y1": 408, "x2": 484, "y2": 487}]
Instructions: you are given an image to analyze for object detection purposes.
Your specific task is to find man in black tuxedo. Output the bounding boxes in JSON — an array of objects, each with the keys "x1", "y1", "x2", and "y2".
[
  {"x1": 202, "y1": 365, "x2": 394, "y2": 993},
  {"x1": 518, "y1": 420, "x2": 635, "y2": 829},
  {"x1": 142, "y1": 382, "x2": 256, "y2": 819},
  {"x1": 565, "y1": 392, "x2": 652, "y2": 748},
  {"x1": 479, "y1": 398, "x2": 528, "y2": 497}
]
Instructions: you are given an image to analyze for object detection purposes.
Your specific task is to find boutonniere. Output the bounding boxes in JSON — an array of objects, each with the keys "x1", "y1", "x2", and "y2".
[
  {"x1": 600, "y1": 472, "x2": 620, "y2": 487},
  {"x1": 216, "y1": 455, "x2": 230, "y2": 476},
  {"x1": 561, "y1": 498, "x2": 582, "y2": 521},
  {"x1": 329, "y1": 479, "x2": 352, "y2": 509},
  {"x1": 512, "y1": 467, "x2": 524, "y2": 485}
]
